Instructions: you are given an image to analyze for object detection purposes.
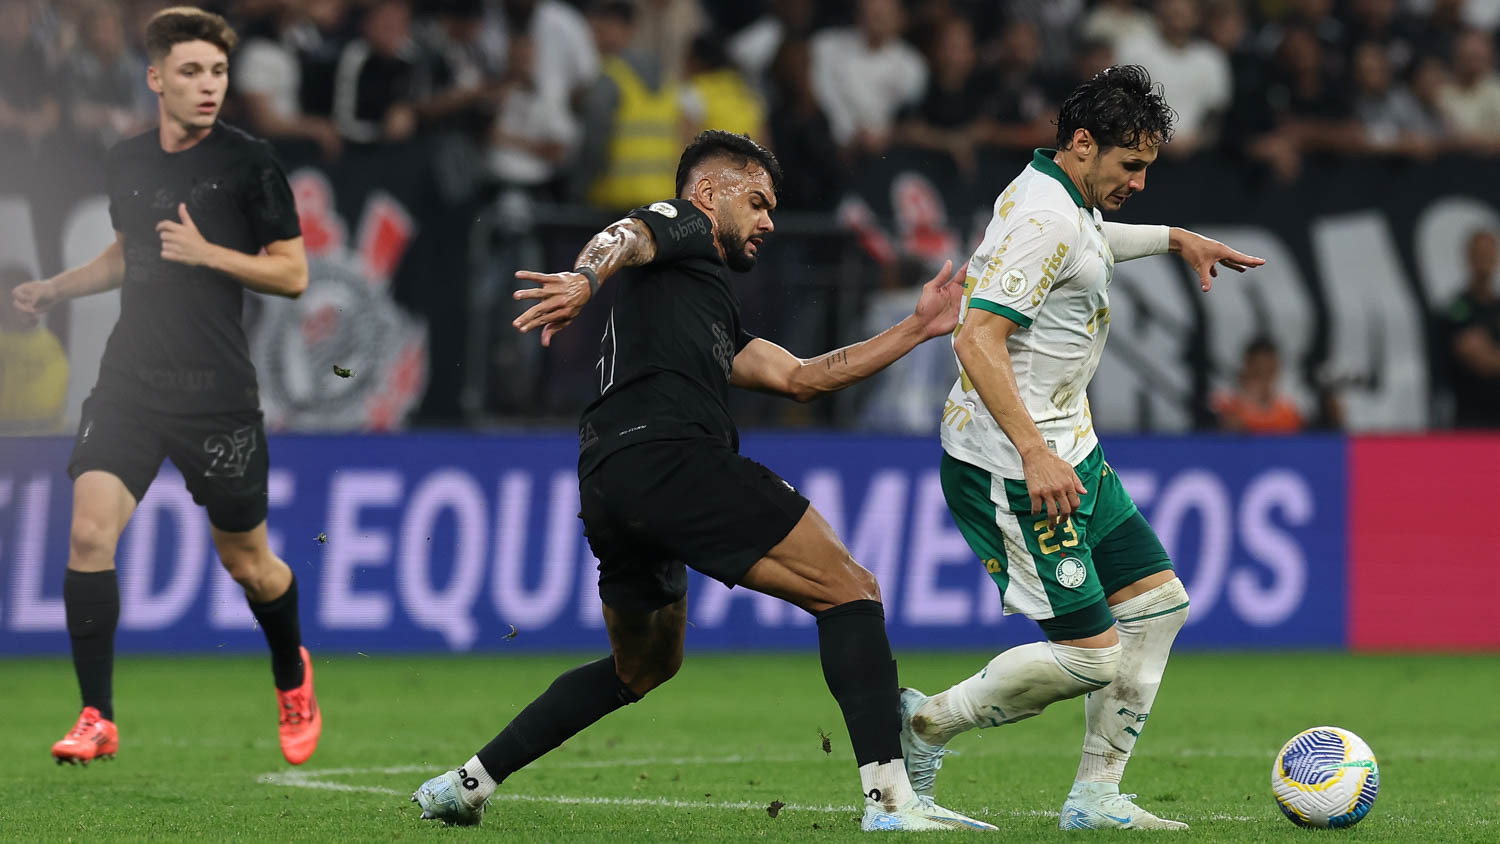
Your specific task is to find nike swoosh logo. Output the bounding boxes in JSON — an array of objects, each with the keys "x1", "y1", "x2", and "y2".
[{"x1": 1105, "y1": 813, "x2": 1132, "y2": 824}]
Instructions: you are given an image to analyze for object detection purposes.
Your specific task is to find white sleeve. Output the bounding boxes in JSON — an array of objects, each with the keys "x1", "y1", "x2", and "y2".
[
  {"x1": 1101, "y1": 222, "x2": 1170, "y2": 262},
  {"x1": 966, "y1": 209, "x2": 1079, "y2": 329}
]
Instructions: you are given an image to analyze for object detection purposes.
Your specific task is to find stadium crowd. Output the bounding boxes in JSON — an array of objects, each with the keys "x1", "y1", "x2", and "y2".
[
  {"x1": 3, "y1": 0, "x2": 1500, "y2": 432},
  {"x1": 6, "y1": 0, "x2": 1500, "y2": 199}
]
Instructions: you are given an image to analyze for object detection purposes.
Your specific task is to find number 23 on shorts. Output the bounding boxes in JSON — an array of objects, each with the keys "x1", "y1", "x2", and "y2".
[{"x1": 1033, "y1": 517, "x2": 1079, "y2": 555}]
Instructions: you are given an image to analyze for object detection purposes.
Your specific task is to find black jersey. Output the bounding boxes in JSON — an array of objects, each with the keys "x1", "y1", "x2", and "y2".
[
  {"x1": 97, "y1": 122, "x2": 301, "y2": 415},
  {"x1": 1444, "y1": 290, "x2": 1500, "y2": 427},
  {"x1": 578, "y1": 199, "x2": 756, "y2": 478}
]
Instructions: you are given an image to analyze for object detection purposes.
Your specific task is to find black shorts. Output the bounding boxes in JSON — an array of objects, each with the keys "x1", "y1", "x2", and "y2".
[
  {"x1": 68, "y1": 391, "x2": 269, "y2": 533},
  {"x1": 580, "y1": 439, "x2": 811, "y2": 614}
]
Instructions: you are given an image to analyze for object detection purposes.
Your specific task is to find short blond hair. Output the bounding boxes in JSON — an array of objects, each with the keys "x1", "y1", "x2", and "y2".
[{"x1": 144, "y1": 6, "x2": 237, "y2": 65}]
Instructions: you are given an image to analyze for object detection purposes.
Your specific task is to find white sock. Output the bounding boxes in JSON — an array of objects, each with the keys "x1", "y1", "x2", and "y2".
[
  {"x1": 859, "y1": 759, "x2": 916, "y2": 811},
  {"x1": 457, "y1": 754, "x2": 499, "y2": 807},
  {"x1": 1077, "y1": 579, "x2": 1190, "y2": 784},
  {"x1": 913, "y1": 641, "x2": 1119, "y2": 746}
]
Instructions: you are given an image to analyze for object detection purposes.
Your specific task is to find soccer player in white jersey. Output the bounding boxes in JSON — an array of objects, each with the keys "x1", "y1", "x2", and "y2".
[{"x1": 898, "y1": 65, "x2": 1265, "y2": 830}]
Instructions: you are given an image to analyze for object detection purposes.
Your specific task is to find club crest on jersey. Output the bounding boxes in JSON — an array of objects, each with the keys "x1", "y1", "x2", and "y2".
[
  {"x1": 649, "y1": 201, "x2": 678, "y2": 218},
  {"x1": 1001, "y1": 268, "x2": 1027, "y2": 295},
  {"x1": 1056, "y1": 557, "x2": 1087, "y2": 589}
]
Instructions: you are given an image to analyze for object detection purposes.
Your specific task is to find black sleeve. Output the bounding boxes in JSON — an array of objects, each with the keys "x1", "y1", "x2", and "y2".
[
  {"x1": 626, "y1": 199, "x2": 721, "y2": 265},
  {"x1": 244, "y1": 141, "x2": 303, "y2": 247},
  {"x1": 736, "y1": 328, "x2": 756, "y2": 352}
]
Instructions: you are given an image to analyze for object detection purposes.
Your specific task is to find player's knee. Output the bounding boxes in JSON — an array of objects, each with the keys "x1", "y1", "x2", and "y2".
[
  {"x1": 217, "y1": 543, "x2": 273, "y2": 588},
  {"x1": 827, "y1": 559, "x2": 881, "y2": 605},
  {"x1": 615, "y1": 654, "x2": 679, "y2": 697},
  {"x1": 1050, "y1": 640, "x2": 1122, "y2": 690},
  {"x1": 68, "y1": 518, "x2": 120, "y2": 567}
]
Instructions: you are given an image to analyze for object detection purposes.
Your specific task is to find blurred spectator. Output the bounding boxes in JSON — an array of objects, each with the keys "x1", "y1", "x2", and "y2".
[
  {"x1": 982, "y1": 18, "x2": 1053, "y2": 150},
  {"x1": 765, "y1": 37, "x2": 842, "y2": 211},
  {"x1": 727, "y1": 0, "x2": 814, "y2": 86},
  {"x1": 235, "y1": 0, "x2": 344, "y2": 159},
  {"x1": 1343, "y1": 0, "x2": 1418, "y2": 74},
  {"x1": 332, "y1": 0, "x2": 420, "y2": 144},
  {"x1": 1213, "y1": 336, "x2": 1304, "y2": 433},
  {"x1": 1116, "y1": 0, "x2": 1233, "y2": 156},
  {"x1": 1350, "y1": 40, "x2": 1444, "y2": 155},
  {"x1": 630, "y1": 0, "x2": 709, "y2": 83},
  {"x1": 578, "y1": 0, "x2": 686, "y2": 210},
  {"x1": 0, "y1": 0, "x2": 62, "y2": 154},
  {"x1": 1000, "y1": 0, "x2": 1086, "y2": 74},
  {"x1": 0, "y1": 264, "x2": 69, "y2": 435},
  {"x1": 1079, "y1": 0, "x2": 1157, "y2": 55},
  {"x1": 1043, "y1": 38, "x2": 1116, "y2": 106},
  {"x1": 1437, "y1": 28, "x2": 1500, "y2": 149},
  {"x1": 894, "y1": 16, "x2": 995, "y2": 175},
  {"x1": 1411, "y1": 0, "x2": 1469, "y2": 62},
  {"x1": 809, "y1": 0, "x2": 927, "y2": 160},
  {"x1": 1441, "y1": 229, "x2": 1500, "y2": 428},
  {"x1": 60, "y1": 1, "x2": 154, "y2": 150},
  {"x1": 481, "y1": 0, "x2": 599, "y2": 110},
  {"x1": 411, "y1": 0, "x2": 506, "y2": 134},
  {"x1": 1242, "y1": 25, "x2": 1358, "y2": 181},
  {"x1": 683, "y1": 33, "x2": 765, "y2": 140},
  {"x1": 1254, "y1": 0, "x2": 1343, "y2": 58},
  {"x1": 487, "y1": 34, "x2": 579, "y2": 190},
  {"x1": 1409, "y1": 53, "x2": 1457, "y2": 138}
]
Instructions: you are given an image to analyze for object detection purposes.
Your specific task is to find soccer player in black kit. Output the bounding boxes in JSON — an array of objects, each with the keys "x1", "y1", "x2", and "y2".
[
  {"x1": 10, "y1": 7, "x2": 320, "y2": 766},
  {"x1": 411, "y1": 131, "x2": 995, "y2": 831}
]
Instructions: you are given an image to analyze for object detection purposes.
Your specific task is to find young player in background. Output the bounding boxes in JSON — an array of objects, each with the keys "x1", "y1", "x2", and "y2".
[
  {"x1": 899, "y1": 65, "x2": 1265, "y2": 830},
  {"x1": 10, "y1": 7, "x2": 318, "y2": 766}
]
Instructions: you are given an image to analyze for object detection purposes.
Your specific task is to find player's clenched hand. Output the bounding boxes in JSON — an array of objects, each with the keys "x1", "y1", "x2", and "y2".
[
  {"x1": 1020, "y1": 446, "x2": 1088, "y2": 527},
  {"x1": 910, "y1": 259, "x2": 966, "y2": 339},
  {"x1": 512, "y1": 270, "x2": 592, "y2": 347},
  {"x1": 10, "y1": 279, "x2": 57, "y2": 324},
  {"x1": 1170, "y1": 227, "x2": 1265, "y2": 292},
  {"x1": 157, "y1": 203, "x2": 213, "y2": 267}
]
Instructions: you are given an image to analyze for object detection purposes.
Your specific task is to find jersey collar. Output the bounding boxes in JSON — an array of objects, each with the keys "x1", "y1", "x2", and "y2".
[{"x1": 1030, "y1": 148, "x2": 1088, "y2": 209}]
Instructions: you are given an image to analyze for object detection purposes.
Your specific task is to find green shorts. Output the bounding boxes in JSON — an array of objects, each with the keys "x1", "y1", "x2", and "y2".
[{"x1": 941, "y1": 445, "x2": 1174, "y2": 623}]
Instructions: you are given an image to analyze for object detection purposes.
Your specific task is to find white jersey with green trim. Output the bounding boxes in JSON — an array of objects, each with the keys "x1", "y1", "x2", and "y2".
[{"x1": 941, "y1": 149, "x2": 1115, "y2": 479}]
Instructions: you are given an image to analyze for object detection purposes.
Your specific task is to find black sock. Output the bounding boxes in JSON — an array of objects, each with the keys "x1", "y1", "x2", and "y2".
[
  {"x1": 476, "y1": 656, "x2": 641, "y2": 782},
  {"x1": 816, "y1": 599, "x2": 902, "y2": 766},
  {"x1": 248, "y1": 576, "x2": 305, "y2": 691},
  {"x1": 64, "y1": 569, "x2": 120, "y2": 721}
]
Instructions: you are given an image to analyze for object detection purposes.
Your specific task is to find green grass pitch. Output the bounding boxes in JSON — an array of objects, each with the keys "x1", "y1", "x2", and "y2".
[{"x1": 1, "y1": 651, "x2": 1495, "y2": 841}]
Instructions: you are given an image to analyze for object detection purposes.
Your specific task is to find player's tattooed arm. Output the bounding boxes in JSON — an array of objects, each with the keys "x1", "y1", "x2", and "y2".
[
  {"x1": 512, "y1": 217, "x2": 657, "y2": 347},
  {"x1": 730, "y1": 260, "x2": 965, "y2": 401},
  {"x1": 11, "y1": 232, "x2": 126, "y2": 318}
]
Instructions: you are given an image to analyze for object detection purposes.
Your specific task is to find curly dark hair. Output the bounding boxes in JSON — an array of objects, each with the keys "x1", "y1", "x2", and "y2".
[
  {"x1": 675, "y1": 130, "x2": 784, "y2": 198},
  {"x1": 1055, "y1": 64, "x2": 1176, "y2": 151},
  {"x1": 145, "y1": 6, "x2": 237, "y2": 65}
]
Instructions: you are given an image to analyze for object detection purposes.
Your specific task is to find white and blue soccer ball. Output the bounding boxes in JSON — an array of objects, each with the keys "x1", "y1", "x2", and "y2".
[{"x1": 1271, "y1": 726, "x2": 1380, "y2": 829}]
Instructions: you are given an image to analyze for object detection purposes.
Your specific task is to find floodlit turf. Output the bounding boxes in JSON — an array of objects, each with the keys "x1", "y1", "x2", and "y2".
[{"x1": 1, "y1": 651, "x2": 1495, "y2": 841}]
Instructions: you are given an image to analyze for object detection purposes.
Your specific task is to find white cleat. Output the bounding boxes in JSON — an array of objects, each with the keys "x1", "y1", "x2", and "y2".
[
  {"x1": 899, "y1": 687, "x2": 953, "y2": 801},
  {"x1": 1058, "y1": 782, "x2": 1187, "y2": 830},
  {"x1": 411, "y1": 769, "x2": 487, "y2": 826},
  {"x1": 862, "y1": 796, "x2": 998, "y2": 831}
]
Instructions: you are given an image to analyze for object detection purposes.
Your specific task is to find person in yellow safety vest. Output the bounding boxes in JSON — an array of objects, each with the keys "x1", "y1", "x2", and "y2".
[
  {"x1": 583, "y1": 0, "x2": 690, "y2": 211},
  {"x1": 0, "y1": 264, "x2": 69, "y2": 434},
  {"x1": 683, "y1": 34, "x2": 767, "y2": 142}
]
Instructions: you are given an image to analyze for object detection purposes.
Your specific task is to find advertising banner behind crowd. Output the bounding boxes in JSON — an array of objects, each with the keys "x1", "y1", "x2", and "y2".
[{"x1": 1, "y1": 432, "x2": 1348, "y2": 655}]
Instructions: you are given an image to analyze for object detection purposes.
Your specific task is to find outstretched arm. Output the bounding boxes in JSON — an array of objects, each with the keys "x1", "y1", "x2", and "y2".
[
  {"x1": 10, "y1": 232, "x2": 127, "y2": 320},
  {"x1": 512, "y1": 217, "x2": 658, "y2": 347},
  {"x1": 730, "y1": 260, "x2": 964, "y2": 402},
  {"x1": 1103, "y1": 222, "x2": 1265, "y2": 292}
]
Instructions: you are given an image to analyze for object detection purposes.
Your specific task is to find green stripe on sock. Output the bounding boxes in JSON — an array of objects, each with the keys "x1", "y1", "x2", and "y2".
[{"x1": 1114, "y1": 600, "x2": 1190, "y2": 624}]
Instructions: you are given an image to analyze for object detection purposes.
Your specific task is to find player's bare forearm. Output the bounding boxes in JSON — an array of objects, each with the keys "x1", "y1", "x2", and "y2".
[
  {"x1": 573, "y1": 217, "x2": 657, "y2": 285},
  {"x1": 48, "y1": 235, "x2": 126, "y2": 300},
  {"x1": 783, "y1": 316, "x2": 928, "y2": 402},
  {"x1": 954, "y1": 318, "x2": 1048, "y2": 458},
  {"x1": 200, "y1": 241, "x2": 308, "y2": 298}
]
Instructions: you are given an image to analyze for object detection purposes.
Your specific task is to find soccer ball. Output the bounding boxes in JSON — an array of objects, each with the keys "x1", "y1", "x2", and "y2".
[{"x1": 1271, "y1": 726, "x2": 1380, "y2": 829}]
